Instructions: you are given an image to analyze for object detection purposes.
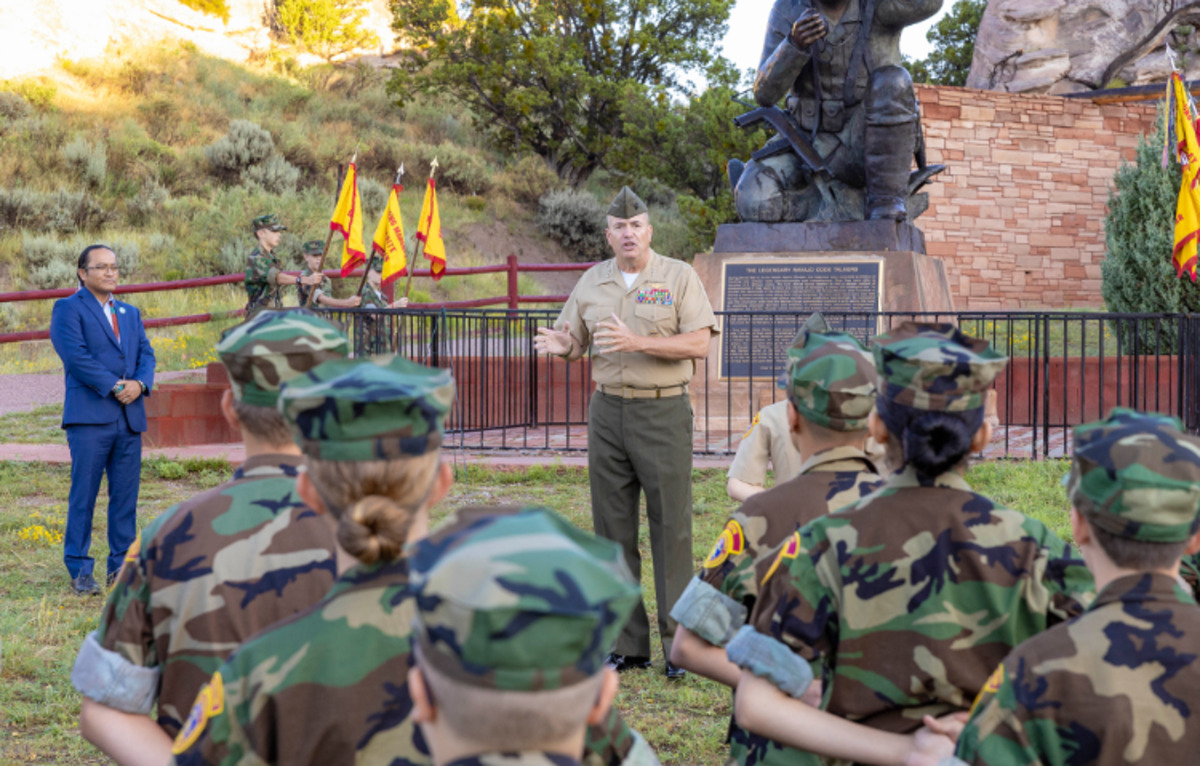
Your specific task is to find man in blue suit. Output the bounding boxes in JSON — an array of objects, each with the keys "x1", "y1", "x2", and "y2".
[{"x1": 50, "y1": 245, "x2": 155, "y2": 595}]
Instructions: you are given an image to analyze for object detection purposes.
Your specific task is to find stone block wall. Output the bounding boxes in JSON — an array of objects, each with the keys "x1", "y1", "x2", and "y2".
[{"x1": 915, "y1": 85, "x2": 1157, "y2": 309}]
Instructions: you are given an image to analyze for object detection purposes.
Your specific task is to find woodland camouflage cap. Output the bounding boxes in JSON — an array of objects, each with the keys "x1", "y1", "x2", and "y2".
[
  {"x1": 216, "y1": 309, "x2": 349, "y2": 407},
  {"x1": 872, "y1": 321, "x2": 1007, "y2": 412},
  {"x1": 607, "y1": 186, "x2": 648, "y2": 219},
  {"x1": 301, "y1": 240, "x2": 324, "y2": 256},
  {"x1": 779, "y1": 312, "x2": 876, "y2": 431},
  {"x1": 277, "y1": 354, "x2": 454, "y2": 461},
  {"x1": 410, "y1": 506, "x2": 640, "y2": 692},
  {"x1": 1067, "y1": 408, "x2": 1200, "y2": 543},
  {"x1": 251, "y1": 213, "x2": 286, "y2": 233}
]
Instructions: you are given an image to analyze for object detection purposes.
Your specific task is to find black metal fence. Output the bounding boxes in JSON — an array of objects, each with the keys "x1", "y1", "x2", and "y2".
[{"x1": 319, "y1": 307, "x2": 1200, "y2": 460}]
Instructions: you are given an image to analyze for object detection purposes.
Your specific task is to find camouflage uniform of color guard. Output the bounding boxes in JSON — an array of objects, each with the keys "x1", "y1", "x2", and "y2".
[
  {"x1": 296, "y1": 240, "x2": 332, "y2": 308},
  {"x1": 727, "y1": 323, "x2": 1096, "y2": 760},
  {"x1": 670, "y1": 313, "x2": 882, "y2": 766},
  {"x1": 70, "y1": 309, "x2": 350, "y2": 737},
  {"x1": 356, "y1": 255, "x2": 391, "y2": 356},
  {"x1": 406, "y1": 506, "x2": 645, "y2": 766},
  {"x1": 169, "y1": 355, "x2": 655, "y2": 766},
  {"x1": 950, "y1": 409, "x2": 1200, "y2": 766},
  {"x1": 244, "y1": 214, "x2": 287, "y2": 315}
]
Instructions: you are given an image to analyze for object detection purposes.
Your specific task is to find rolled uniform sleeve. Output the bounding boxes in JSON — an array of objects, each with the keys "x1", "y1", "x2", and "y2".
[
  {"x1": 72, "y1": 533, "x2": 161, "y2": 713},
  {"x1": 877, "y1": 0, "x2": 945, "y2": 29},
  {"x1": 724, "y1": 528, "x2": 829, "y2": 698},
  {"x1": 754, "y1": 0, "x2": 811, "y2": 106}
]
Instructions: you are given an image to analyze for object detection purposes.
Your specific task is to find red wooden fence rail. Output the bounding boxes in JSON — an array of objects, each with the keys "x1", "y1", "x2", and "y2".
[{"x1": 0, "y1": 257, "x2": 595, "y2": 344}]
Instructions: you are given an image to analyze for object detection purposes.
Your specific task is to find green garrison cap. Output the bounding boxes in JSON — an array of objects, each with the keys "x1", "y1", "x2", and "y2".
[
  {"x1": 410, "y1": 506, "x2": 640, "y2": 691},
  {"x1": 301, "y1": 239, "x2": 324, "y2": 256},
  {"x1": 607, "y1": 186, "x2": 648, "y2": 219},
  {"x1": 779, "y1": 312, "x2": 876, "y2": 431},
  {"x1": 278, "y1": 354, "x2": 454, "y2": 461},
  {"x1": 216, "y1": 309, "x2": 349, "y2": 407},
  {"x1": 251, "y1": 213, "x2": 286, "y2": 233},
  {"x1": 872, "y1": 322, "x2": 1007, "y2": 412},
  {"x1": 1067, "y1": 408, "x2": 1200, "y2": 543}
]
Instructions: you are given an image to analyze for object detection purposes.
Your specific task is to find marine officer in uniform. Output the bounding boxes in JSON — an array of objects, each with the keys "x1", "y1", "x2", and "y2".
[{"x1": 534, "y1": 186, "x2": 720, "y2": 678}]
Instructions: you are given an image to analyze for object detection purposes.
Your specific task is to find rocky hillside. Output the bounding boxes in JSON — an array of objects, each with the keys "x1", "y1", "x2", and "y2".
[
  {"x1": 968, "y1": 0, "x2": 1200, "y2": 94},
  {"x1": 0, "y1": 0, "x2": 397, "y2": 80}
]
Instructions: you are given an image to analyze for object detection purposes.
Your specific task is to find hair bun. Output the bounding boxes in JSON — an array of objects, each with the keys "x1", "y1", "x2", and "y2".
[
  {"x1": 338, "y1": 495, "x2": 410, "y2": 564},
  {"x1": 903, "y1": 411, "x2": 974, "y2": 480}
]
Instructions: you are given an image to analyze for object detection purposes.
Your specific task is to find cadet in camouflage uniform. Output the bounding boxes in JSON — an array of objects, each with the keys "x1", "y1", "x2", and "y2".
[
  {"x1": 71, "y1": 309, "x2": 350, "y2": 765},
  {"x1": 170, "y1": 355, "x2": 654, "y2": 766},
  {"x1": 669, "y1": 312, "x2": 882, "y2": 766},
  {"x1": 296, "y1": 239, "x2": 362, "y2": 309},
  {"x1": 406, "y1": 507, "x2": 644, "y2": 766},
  {"x1": 949, "y1": 409, "x2": 1200, "y2": 766},
  {"x1": 244, "y1": 214, "x2": 320, "y2": 316},
  {"x1": 726, "y1": 322, "x2": 1095, "y2": 764},
  {"x1": 355, "y1": 255, "x2": 406, "y2": 356}
]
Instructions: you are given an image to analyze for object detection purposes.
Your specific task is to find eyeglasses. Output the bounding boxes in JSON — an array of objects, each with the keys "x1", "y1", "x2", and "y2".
[{"x1": 84, "y1": 265, "x2": 120, "y2": 274}]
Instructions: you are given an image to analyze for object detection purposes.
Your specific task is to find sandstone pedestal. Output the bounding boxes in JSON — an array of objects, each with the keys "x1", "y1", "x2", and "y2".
[{"x1": 689, "y1": 220, "x2": 956, "y2": 433}]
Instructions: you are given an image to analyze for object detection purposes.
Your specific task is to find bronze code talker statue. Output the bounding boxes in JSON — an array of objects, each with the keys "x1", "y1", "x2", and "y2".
[{"x1": 732, "y1": 0, "x2": 944, "y2": 224}]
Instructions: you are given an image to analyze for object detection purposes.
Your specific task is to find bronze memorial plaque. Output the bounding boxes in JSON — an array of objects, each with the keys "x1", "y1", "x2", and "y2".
[{"x1": 719, "y1": 258, "x2": 883, "y2": 379}]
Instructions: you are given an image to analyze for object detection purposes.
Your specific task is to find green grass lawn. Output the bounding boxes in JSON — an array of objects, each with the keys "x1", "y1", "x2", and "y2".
[{"x1": 0, "y1": 460, "x2": 1073, "y2": 765}]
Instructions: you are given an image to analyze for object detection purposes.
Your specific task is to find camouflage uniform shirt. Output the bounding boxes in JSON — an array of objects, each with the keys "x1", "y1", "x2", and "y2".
[
  {"x1": 357, "y1": 284, "x2": 390, "y2": 355},
  {"x1": 673, "y1": 445, "x2": 880, "y2": 766},
  {"x1": 245, "y1": 247, "x2": 284, "y2": 314},
  {"x1": 170, "y1": 559, "x2": 646, "y2": 766},
  {"x1": 296, "y1": 267, "x2": 330, "y2": 308},
  {"x1": 737, "y1": 466, "x2": 1095, "y2": 739},
  {"x1": 78, "y1": 454, "x2": 338, "y2": 736},
  {"x1": 360, "y1": 284, "x2": 389, "y2": 309},
  {"x1": 952, "y1": 572, "x2": 1200, "y2": 766}
]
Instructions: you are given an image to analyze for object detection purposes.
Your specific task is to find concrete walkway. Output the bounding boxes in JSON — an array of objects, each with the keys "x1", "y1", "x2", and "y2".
[{"x1": 0, "y1": 441, "x2": 733, "y2": 470}]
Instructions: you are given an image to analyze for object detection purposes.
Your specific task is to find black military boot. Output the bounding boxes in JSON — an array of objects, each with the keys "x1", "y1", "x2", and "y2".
[{"x1": 864, "y1": 120, "x2": 915, "y2": 222}]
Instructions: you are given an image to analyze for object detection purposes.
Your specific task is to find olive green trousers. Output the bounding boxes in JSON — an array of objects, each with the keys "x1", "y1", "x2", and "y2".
[{"x1": 587, "y1": 390, "x2": 694, "y2": 659}]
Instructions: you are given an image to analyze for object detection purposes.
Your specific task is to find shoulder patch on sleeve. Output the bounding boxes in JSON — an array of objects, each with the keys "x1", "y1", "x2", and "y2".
[
  {"x1": 969, "y1": 662, "x2": 1005, "y2": 716},
  {"x1": 704, "y1": 520, "x2": 746, "y2": 569},
  {"x1": 123, "y1": 533, "x2": 141, "y2": 564},
  {"x1": 742, "y1": 411, "x2": 761, "y2": 440},
  {"x1": 172, "y1": 671, "x2": 225, "y2": 754},
  {"x1": 762, "y1": 531, "x2": 802, "y2": 585}
]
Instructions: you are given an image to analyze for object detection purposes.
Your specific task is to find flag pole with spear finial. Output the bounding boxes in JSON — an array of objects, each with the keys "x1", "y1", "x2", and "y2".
[
  {"x1": 403, "y1": 156, "x2": 438, "y2": 302},
  {"x1": 307, "y1": 145, "x2": 359, "y2": 308},
  {"x1": 358, "y1": 163, "x2": 405, "y2": 296}
]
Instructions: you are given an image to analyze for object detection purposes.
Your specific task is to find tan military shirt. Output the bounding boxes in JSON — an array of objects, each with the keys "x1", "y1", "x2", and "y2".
[
  {"x1": 728, "y1": 400, "x2": 804, "y2": 487},
  {"x1": 555, "y1": 250, "x2": 719, "y2": 389}
]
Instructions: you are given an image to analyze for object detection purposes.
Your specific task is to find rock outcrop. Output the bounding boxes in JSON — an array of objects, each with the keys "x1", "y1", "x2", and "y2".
[
  {"x1": 967, "y1": 0, "x2": 1200, "y2": 94},
  {"x1": 0, "y1": 0, "x2": 397, "y2": 81}
]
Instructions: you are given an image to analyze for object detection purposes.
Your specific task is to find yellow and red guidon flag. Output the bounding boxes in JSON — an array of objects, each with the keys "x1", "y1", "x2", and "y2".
[
  {"x1": 371, "y1": 183, "x2": 407, "y2": 286},
  {"x1": 417, "y1": 177, "x2": 446, "y2": 281},
  {"x1": 331, "y1": 162, "x2": 367, "y2": 277},
  {"x1": 1167, "y1": 72, "x2": 1200, "y2": 281}
]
